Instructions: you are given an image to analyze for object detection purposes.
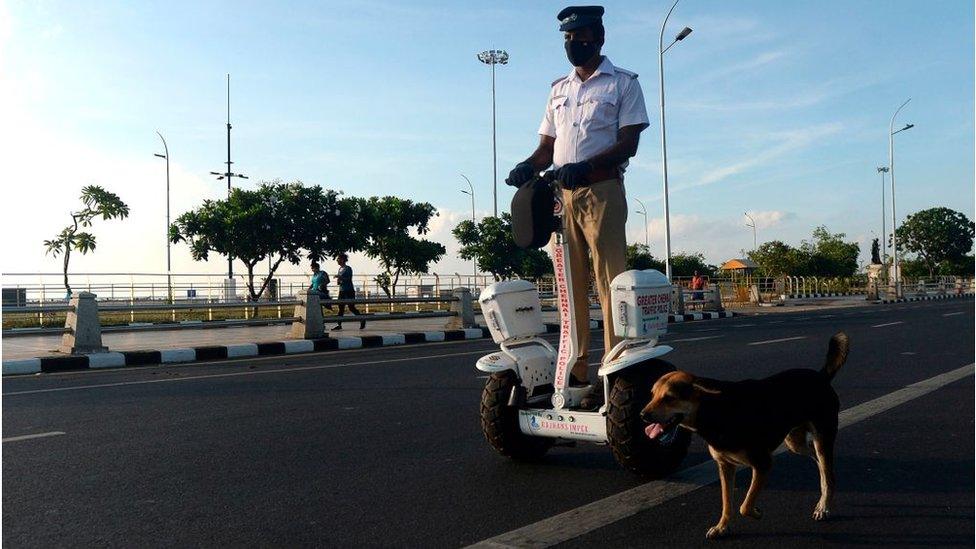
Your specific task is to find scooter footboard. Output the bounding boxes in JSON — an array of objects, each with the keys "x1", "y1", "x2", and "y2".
[{"x1": 518, "y1": 409, "x2": 608, "y2": 442}]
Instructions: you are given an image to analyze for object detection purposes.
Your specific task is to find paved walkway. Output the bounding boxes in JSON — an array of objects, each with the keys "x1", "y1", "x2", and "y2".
[{"x1": 2, "y1": 310, "x2": 602, "y2": 360}]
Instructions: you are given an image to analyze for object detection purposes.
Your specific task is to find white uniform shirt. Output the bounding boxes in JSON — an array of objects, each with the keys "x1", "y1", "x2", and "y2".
[{"x1": 538, "y1": 56, "x2": 649, "y2": 172}]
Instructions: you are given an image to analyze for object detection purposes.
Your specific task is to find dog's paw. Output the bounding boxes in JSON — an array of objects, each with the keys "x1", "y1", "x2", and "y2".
[
  {"x1": 812, "y1": 505, "x2": 831, "y2": 521},
  {"x1": 706, "y1": 524, "x2": 730, "y2": 539},
  {"x1": 739, "y1": 505, "x2": 762, "y2": 520}
]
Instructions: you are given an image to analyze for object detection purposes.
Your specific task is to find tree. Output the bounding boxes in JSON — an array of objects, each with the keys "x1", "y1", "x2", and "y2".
[
  {"x1": 453, "y1": 213, "x2": 552, "y2": 281},
  {"x1": 803, "y1": 226, "x2": 859, "y2": 277},
  {"x1": 44, "y1": 185, "x2": 130, "y2": 296},
  {"x1": 626, "y1": 243, "x2": 665, "y2": 271},
  {"x1": 671, "y1": 252, "x2": 717, "y2": 278},
  {"x1": 895, "y1": 207, "x2": 975, "y2": 278},
  {"x1": 748, "y1": 240, "x2": 807, "y2": 276},
  {"x1": 359, "y1": 196, "x2": 446, "y2": 295},
  {"x1": 171, "y1": 181, "x2": 359, "y2": 301}
]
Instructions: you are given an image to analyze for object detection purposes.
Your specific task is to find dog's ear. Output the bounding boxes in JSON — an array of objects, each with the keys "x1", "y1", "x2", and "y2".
[{"x1": 692, "y1": 378, "x2": 722, "y2": 395}]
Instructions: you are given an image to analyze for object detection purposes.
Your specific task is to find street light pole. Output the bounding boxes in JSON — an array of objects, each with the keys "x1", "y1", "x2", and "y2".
[
  {"x1": 659, "y1": 0, "x2": 692, "y2": 281},
  {"x1": 634, "y1": 198, "x2": 649, "y2": 248},
  {"x1": 460, "y1": 173, "x2": 477, "y2": 278},
  {"x1": 477, "y1": 49, "x2": 509, "y2": 217},
  {"x1": 210, "y1": 74, "x2": 248, "y2": 282},
  {"x1": 888, "y1": 98, "x2": 913, "y2": 298},
  {"x1": 744, "y1": 212, "x2": 757, "y2": 251},
  {"x1": 154, "y1": 132, "x2": 171, "y2": 303},
  {"x1": 876, "y1": 166, "x2": 889, "y2": 264}
]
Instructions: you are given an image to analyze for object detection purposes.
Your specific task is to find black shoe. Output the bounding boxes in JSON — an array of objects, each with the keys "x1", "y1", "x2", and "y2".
[
  {"x1": 331, "y1": 325, "x2": 342, "y2": 331},
  {"x1": 359, "y1": 320, "x2": 366, "y2": 330}
]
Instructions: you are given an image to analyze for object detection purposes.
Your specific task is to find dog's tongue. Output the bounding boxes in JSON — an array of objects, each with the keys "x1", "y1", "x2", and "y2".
[{"x1": 645, "y1": 423, "x2": 665, "y2": 440}]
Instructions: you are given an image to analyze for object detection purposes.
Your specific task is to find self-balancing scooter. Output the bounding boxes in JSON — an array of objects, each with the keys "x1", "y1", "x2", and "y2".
[{"x1": 476, "y1": 172, "x2": 691, "y2": 475}]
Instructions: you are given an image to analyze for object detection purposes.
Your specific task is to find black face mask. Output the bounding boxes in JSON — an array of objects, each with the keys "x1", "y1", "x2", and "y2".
[{"x1": 565, "y1": 39, "x2": 599, "y2": 67}]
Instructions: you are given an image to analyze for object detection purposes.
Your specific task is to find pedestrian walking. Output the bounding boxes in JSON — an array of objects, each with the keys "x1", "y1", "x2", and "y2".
[
  {"x1": 332, "y1": 253, "x2": 366, "y2": 330},
  {"x1": 308, "y1": 261, "x2": 334, "y2": 312}
]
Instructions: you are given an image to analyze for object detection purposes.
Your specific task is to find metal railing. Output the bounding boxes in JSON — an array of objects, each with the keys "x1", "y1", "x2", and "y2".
[{"x1": 2, "y1": 295, "x2": 460, "y2": 337}]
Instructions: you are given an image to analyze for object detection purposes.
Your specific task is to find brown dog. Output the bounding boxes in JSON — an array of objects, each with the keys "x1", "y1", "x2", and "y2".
[{"x1": 641, "y1": 332, "x2": 849, "y2": 539}]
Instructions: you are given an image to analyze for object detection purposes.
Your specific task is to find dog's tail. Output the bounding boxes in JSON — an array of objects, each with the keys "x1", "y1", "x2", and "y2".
[{"x1": 821, "y1": 332, "x2": 849, "y2": 381}]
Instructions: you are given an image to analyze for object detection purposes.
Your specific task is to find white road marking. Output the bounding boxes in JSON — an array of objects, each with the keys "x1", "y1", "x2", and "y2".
[
  {"x1": 468, "y1": 363, "x2": 975, "y2": 549},
  {"x1": 766, "y1": 320, "x2": 785, "y2": 324},
  {"x1": 747, "y1": 336, "x2": 806, "y2": 346},
  {"x1": 3, "y1": 431, "x2": 66, "y2": 443},
  {"x1": 730, "y1": 324, "x2": 757, "y2": 328},
  {"x1": 901, "y1": 352, "x2": 916, "y2": 356},
  {"x1": 872, "y1": 321, "x2": 904, "y2": 328},
  {"x1": 666, "y1": 335, "x2": 725, "y2": 343},
  {"x1": 943, "y1": 311, "x2": 965, "y2": 317}
]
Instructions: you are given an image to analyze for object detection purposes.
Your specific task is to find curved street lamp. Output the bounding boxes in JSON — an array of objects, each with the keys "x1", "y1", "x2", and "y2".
[
  {"x1": 154, "y1": 131, "x2": 172, "y2": 303},
  {"x1": 743, "y1": 212, "x2": 757, "y2": 251},
  {"x1": 888, "y1": 98, "x2": 913, "y2": 297},
  {"x1": 634, "y1": 198, "x2": 649, "y2": 248},
  {"x1": 659, "y1": 0, "x2": 693, "y2": 280},
  {"x1": 477, "y1": 49, "x2": 509, "y2": 218},
  {"x1": 459, "y1": 173, "x2": 477, "y2": 278}
]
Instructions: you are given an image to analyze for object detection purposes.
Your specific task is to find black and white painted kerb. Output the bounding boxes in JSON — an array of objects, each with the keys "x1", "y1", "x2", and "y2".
[
  {"x1": 784, "y1": 291, "x2": 865, "y2": 299},
  {"x1": 878, "y1": 293, "x2": 973, "y2": 304},
  {"x1": 2, "y1": 312, "x2": 736, "y2": 376},
  {"x1": 2, "y1": 329, "x2": 488, "y2": 375}
]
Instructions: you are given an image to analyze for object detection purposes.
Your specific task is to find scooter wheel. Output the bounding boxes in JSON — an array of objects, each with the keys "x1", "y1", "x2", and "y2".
[
  {"x1": 480, "y1": 371, "x2": 553, "y2": 460},
  {"x1": 607, "y1": 360, "x2": 691, "y2": 476}
]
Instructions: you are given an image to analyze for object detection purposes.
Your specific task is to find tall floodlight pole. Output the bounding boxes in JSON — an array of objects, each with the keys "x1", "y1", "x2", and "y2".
[
  {"x1": 659, "y1": 0, "x2": 693, "y2": 280},
  {"x1": 477, "y1": 49, "x2": 509, "y2": 217},
  {"x1": 876, "y1": 166, "x2": 889, "y2": 264},
  {"x1": 888, "y1": 98, "x2": 913, "y2": 298},
  {"x1": 460, "y1": 173, "x2": 477, "y2": 278},
  {"x1": 210, "y1": 74, "x2": 248, "y2": 280},
  {"x1": 634, "y1": 198, "x2": 649, "y2": 248},
  {"x1": 154, "y1": 132, "x2": 172, "y2": 302},
  {"x1": 744, "y1": 212, "x2": 757, "y2": 250}
]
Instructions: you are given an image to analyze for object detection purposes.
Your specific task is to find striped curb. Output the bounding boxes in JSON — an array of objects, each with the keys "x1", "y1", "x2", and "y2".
[
  {"x1": 878, "y1": 293, "x2": 974, "y2": 304},
  {"x1": 2, "y1": 312, "x2": 737, "y2": 376},
  {"x1": 1, "y1": 329, "x2": 490, "y2": 376},
  {"x1": 784, "y1": 292, "x2": 865, "y2": 299},
  {"x1": 543, "y1": 311, "x2": 736, "y2": 333}
]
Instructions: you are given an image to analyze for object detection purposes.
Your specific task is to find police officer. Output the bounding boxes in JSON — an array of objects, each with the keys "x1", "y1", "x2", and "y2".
[{"x1": 506, "y1": 6, "x2": 649, "y2": 401}]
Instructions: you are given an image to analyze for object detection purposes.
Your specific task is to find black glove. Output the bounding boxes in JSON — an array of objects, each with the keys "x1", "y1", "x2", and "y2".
[
  {"x1": 505, "y1": 162, "x2": 536, "y2": 187},
  {"x1": 556, "y1": 161, "x2": 593, "y2": 190}
]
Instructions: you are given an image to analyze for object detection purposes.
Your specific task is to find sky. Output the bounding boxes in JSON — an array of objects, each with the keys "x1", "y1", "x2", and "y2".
[{"x1": 1, "y1": 0, "x2": 973, "y2": 282}]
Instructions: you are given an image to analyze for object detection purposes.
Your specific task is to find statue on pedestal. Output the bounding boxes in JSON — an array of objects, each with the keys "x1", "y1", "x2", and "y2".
[{"x1": 870, "y1": 238, "x2": 881, "y2": 265}]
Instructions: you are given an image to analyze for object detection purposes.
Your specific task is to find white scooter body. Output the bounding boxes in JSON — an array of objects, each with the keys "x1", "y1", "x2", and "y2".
[{"x1": 477, "y1": 179, "x2": 673, "y2": 443}]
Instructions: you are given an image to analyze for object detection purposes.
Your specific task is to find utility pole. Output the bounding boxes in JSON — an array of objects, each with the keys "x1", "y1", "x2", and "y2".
[{"x1": 210, "y1": 74, "x2": 248, "y2": 281}]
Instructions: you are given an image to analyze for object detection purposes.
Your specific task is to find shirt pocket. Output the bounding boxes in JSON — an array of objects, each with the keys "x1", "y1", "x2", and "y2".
[
  {"x1": 582, "y1": 93, "x2": 618, "y2": 131},
  {"x1": 551, "y1": 95, "x2": 570, "y2": 129}
]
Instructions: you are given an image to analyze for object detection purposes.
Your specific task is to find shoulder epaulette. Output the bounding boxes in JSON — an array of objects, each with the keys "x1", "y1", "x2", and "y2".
[
  {"x1": 551, "y1": 75, "x2": 568, "y2": 87},
  {"x1": 615, "y1": 67, "x2": 639, "y2": 79}
]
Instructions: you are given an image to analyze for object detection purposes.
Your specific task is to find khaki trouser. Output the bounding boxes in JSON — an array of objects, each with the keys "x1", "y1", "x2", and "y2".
[{"x1": 553, "y1": 178, "x2": 628, "y2": 380}]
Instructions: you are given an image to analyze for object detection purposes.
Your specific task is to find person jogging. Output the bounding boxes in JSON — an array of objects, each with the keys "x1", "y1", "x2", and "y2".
[{"x1": 332, "y1": 253, "x2": 366, "y2": 330}]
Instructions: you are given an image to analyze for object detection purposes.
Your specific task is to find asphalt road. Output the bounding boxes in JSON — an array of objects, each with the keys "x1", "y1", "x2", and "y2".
[{"x1": 3, "y1": 299, "x2": 973, "y2": 547}]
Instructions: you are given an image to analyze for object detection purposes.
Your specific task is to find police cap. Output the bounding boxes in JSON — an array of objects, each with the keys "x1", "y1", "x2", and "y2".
[{"x1": 557, "y1": 6, "x2": 604, "y2": 32}]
